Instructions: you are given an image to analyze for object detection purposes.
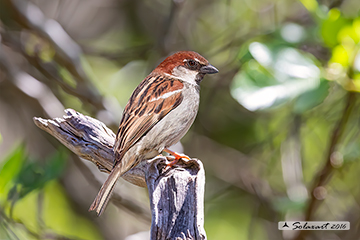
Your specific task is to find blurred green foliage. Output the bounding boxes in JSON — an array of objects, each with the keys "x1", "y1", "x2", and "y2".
[
  {"x1": 0, "y1": 146, "x2": 102, "y2": 240},
  {"x1": 1, "y1": 0, "x2": 360, "y2": 239}
]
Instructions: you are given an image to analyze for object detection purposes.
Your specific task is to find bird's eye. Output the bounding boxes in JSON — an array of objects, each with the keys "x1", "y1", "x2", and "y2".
[{"x1": 187, "y1": 59, "x2": 198, "y2": 69}]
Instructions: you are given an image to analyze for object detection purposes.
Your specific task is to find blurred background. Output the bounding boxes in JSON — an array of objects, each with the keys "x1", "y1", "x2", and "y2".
[{"x1": 1, "y1": 0, "x2": 360, "y2": 239}]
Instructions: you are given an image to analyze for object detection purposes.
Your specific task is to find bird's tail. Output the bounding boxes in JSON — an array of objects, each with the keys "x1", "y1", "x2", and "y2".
[{"x1": 89, "y1": 163, "x2": 123, "y2": 216}]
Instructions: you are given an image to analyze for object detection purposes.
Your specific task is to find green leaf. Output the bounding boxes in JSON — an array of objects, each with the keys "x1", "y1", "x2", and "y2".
[
  {"x1": 0, "y1": 146, "x2": 26, "y2": 195},
  {"x1": 330, "y1": 44, "x2": 351, "y2": 66},
  {"x1": 231, "y1": 42, "x2": 321, "y2": 111},
  {"x1": 13, "y1": 150, "x2": 68, "y2": 199},
  {"x1": 293, "y1": 80, "x2": 330, "y2": 113},
  {"x1": 42, "y1": 150, "x2": 68, "y2": 185},
  {"x1": 338, "y1": 25, "x2": 359, "y2": 44},
  {"x1": 321, "y1": 9, "x2": 351, "y2": 48}
]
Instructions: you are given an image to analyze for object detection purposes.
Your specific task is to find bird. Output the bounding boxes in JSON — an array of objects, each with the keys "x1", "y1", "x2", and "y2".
[{"x1": 89, "y1": 51, "x2": 218, "y2": 215}]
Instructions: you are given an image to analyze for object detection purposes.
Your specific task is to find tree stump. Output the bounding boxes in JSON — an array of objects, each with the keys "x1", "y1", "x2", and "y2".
[{"x1": 33, "y1": 109, "x2": 206, "y2": 240}]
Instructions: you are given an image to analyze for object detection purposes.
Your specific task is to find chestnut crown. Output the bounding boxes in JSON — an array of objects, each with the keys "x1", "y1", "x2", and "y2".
[{"x1": 153, "y1": 51, "x2": 218, "y2": 76}]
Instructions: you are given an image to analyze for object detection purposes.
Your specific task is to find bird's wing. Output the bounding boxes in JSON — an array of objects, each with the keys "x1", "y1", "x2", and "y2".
[{"x1": 114, "y1": 74, "x2": 184, "y2": 162}]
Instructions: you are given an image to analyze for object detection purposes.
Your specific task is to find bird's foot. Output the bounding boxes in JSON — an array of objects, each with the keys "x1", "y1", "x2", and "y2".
[{"x1": 163, "y1": 148, "x2": 190, "y2": 167}]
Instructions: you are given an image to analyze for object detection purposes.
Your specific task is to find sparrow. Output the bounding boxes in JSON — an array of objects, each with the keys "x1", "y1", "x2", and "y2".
[{"x1": 89, "y1": 51, "x2": 218, "y2": 215}]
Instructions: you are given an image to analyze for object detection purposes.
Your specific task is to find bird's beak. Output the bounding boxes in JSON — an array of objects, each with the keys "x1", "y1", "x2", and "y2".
[{"x1": 200, "y1": 64, "x2": 219, "y2": 74}]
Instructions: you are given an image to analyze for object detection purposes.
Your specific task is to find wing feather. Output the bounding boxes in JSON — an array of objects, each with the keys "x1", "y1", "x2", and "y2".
[{"x1": 114, "y1": 75, "x2": 184, "y2": 162}]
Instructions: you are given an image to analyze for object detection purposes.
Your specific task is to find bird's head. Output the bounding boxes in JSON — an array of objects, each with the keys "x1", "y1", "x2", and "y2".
[{"x1": 153, "y1": 51, "x2": 218, "y2": 84}]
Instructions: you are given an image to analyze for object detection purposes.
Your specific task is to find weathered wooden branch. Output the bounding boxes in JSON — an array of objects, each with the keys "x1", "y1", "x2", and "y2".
[{"x1": 33, "y1": 109, "x2": 206, "y2": 240}]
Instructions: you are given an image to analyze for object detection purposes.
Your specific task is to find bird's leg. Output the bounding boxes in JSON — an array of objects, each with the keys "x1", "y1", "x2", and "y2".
[{"x1": 163, "y1": 148, "x2": 190, "y2": 167}]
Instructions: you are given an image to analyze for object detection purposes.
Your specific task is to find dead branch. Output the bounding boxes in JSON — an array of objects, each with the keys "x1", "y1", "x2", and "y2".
[{"x1": 34, "y1": 108, "x2": 207, "y2": 240}]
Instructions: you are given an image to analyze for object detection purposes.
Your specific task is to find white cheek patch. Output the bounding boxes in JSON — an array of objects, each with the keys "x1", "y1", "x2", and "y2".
[
  {"x1": 170, "y1": 67, "x2": 198, "y2": 85},
  {"x1": 149, "y1": 89, "x2": 182, "y2": 102}
]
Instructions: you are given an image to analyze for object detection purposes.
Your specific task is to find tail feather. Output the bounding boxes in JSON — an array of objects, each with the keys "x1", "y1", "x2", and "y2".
[{"x1": 89, "y1": 163, "x2": 123, "y2": 216}]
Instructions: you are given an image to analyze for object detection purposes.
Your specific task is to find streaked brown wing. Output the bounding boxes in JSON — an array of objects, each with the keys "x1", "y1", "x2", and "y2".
[{"x1": 114, "y1": 74, "x2": 184, "y2": 162}]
